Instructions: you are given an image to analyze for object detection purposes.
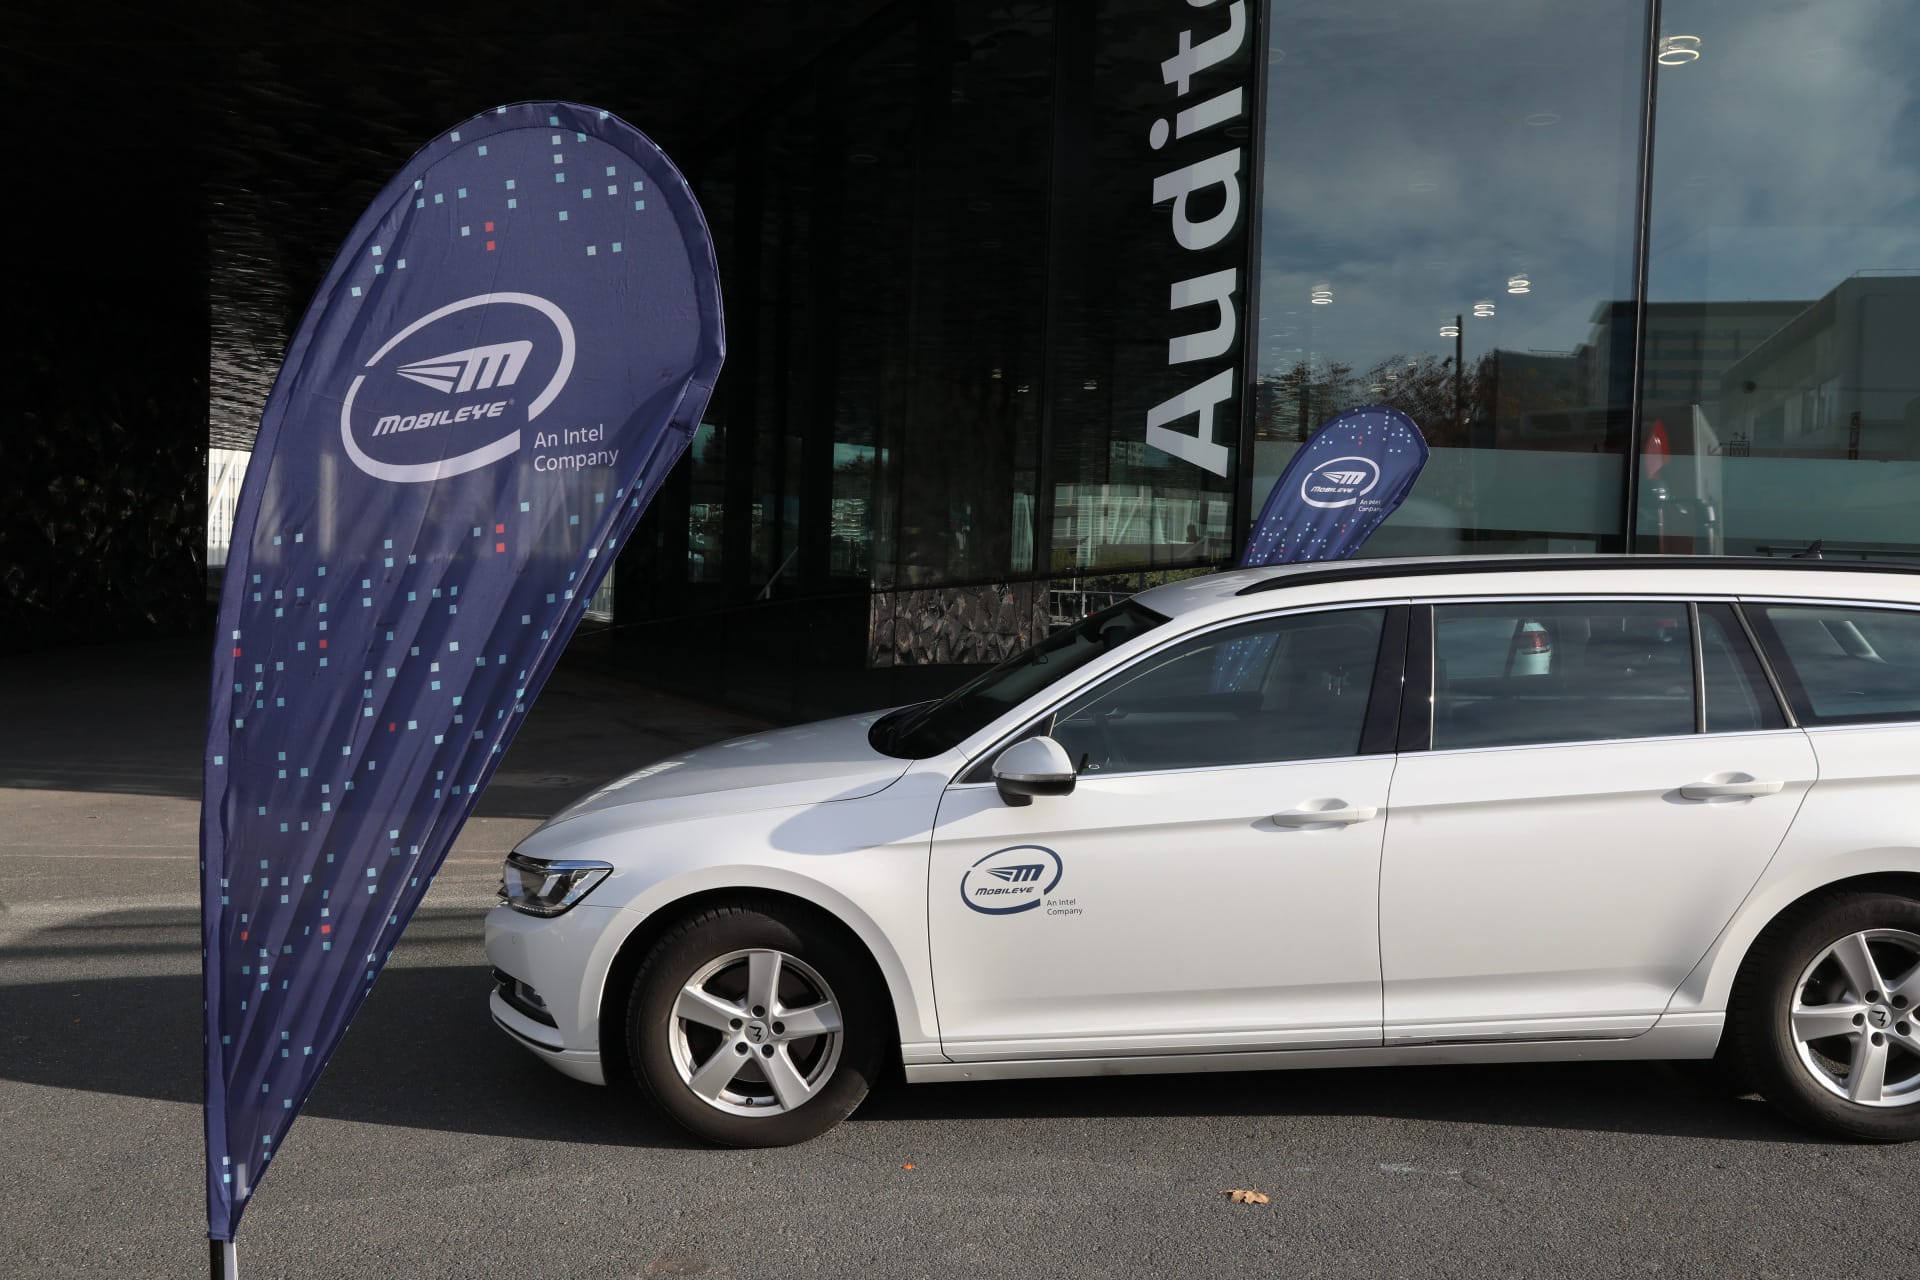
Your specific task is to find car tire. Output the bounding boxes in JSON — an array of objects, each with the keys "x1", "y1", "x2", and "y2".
[
  {"x1": 1728, "y1": 890, "x2": 1920, "y2": 1141},
  {"x1": 627, "y1": 900, "x2": 885, "y2": 1147}
]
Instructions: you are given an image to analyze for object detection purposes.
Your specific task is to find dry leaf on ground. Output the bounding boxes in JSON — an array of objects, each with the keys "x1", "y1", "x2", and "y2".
[{"x1": 1221, "y1": 1189, "x2": 1271, "y2": 1205}]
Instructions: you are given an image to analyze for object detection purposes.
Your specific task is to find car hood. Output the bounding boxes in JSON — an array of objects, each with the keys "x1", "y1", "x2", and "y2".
[{"x1": 526, "y1": 710, "x2": 911, "y2": 839}]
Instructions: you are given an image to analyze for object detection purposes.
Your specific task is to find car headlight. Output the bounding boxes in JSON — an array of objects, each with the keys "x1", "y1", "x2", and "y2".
[{"x1": 498, "y1": 851, "x2": 613, "y2": 917}]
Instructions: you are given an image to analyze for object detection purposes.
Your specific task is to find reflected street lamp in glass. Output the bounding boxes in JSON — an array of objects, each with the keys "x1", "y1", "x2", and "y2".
[{"x1": 1451, "y1": 313, "x2": 1464, "y2": 426}]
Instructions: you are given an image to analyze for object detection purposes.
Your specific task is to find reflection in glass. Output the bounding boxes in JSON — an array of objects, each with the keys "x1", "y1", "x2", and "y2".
[
  {"x1": 1045, "y1": 0, "x2": 1252, "y2": 573},
  {"x1": 1255, "y1": 0, "x2": 1647, "y2": 555},
  {"x1": 1754, "y1": 605, "x2": 1920, "y2": 724},
  {"x1": 1640, "y1": 0, "x2": 1920, "y2": 558},
  {"x1": 1053, "y1": 607, "x2": 1386, "y2": 772},
  {"x1": 686, "y1": 423, "x2": 724, "y2": 583},
  {"x1": 1433, "y1": 603, "x2": 1695, "y2": 749},
  {"x1": 873, "y1": 1, "x2": 1050, "y2": 587},
  {"x1": 752, "y1": 104, "x2": 815, "y2": 595}
]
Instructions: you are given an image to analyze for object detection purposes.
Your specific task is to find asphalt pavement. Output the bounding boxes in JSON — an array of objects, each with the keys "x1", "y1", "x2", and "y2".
[{"x1": 3, "y1": 640, "x2": 1916, "y2": 1279}]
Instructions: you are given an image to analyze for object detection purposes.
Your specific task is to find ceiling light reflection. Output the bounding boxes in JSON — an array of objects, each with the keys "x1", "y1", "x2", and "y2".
[{"x1": 1657, "y1": 35, "x2": 1702, "y2": 65}]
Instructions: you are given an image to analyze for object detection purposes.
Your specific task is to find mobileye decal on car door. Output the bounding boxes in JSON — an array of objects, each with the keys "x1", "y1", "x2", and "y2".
[
  {"x1": 199, "y1": 102, "x2": 722, "y2": 1255},
  {"x1": 960, "y1": 845, "x2": 1065, "y2": 915},
  {"x1": 1241, "y1": 404, "x2": 1429, "y2": 566}
]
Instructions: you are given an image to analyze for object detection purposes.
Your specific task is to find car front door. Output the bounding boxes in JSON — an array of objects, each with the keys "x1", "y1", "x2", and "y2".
[
  {"x1": 927, "y1": 604, "x2": 1404, "y2": 1063},
  {"x1": 1380, "y1": 598, "x2": 1817, "y2": 1043}
]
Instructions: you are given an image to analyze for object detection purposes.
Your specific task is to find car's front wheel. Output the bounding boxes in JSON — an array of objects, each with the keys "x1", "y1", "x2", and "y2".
[
  {"x1": 627, "y1": 901, "x2": 885, "y2": 1146},
  {"x1": 1731, "y1": 890, "x2": 1920, "y2": 1141}
]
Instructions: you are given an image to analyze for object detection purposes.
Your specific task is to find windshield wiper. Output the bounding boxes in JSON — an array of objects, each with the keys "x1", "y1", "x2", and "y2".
[{"x1": 869, "y1": 700, "x2": 932, "y2": 755}]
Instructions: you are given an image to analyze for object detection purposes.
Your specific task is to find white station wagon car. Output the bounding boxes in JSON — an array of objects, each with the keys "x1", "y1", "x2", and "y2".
[{"x1": 486, "y1": 556, "x2": 1920, "y2": 1145}]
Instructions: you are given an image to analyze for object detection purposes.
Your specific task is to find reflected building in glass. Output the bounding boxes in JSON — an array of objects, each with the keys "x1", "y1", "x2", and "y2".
[
  {"x1": 172, "y1": 0, "x2": 1920, "y2": 717},
  {"x1": 607, "y1": 0, "x2": 1262, "y2": 716}
]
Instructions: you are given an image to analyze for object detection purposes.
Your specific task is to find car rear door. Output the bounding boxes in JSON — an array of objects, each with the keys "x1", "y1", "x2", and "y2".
[{"x1": 1379, "y1": 596, "x2": 1816, "y2": 1043}]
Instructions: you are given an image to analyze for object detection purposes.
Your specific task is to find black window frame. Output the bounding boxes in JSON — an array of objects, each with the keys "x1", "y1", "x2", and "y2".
[{"x1": 1698, "y1": 601, "x2": 1790, "y2": 734}]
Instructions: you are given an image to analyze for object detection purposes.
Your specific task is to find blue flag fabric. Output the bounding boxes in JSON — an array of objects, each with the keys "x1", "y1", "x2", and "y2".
[
  {"x1": 1214, "y1": 406, "x2": 1428, "y2": 690},
  {"x1": 200, "y1": 102, "x2": 722, "y2": 1240},
  {"x1": 1240, "y1": 405, "x2": 1429, "y2": 567}
]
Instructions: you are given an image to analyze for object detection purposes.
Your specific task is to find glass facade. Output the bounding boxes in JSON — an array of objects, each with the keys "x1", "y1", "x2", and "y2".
[
  {"x1": 611, "y1": 0, "x2": 1920, "y2": 715},
  {"x1": 615, "y1": 1, "x2": 1261, "y2": 716},
  {"x1": 1253, "y1": 0, "x2": 1920, "y2": 565},
  {"x1": 172, "y1": 0, "x2": 1920, "y2": 713},
  {"x1": 1253, "y1": 0, "x2": 1648, "y2": 554},
  {"x1": 1637, "y1": 0, "x2": 1920, "y2": 557}
]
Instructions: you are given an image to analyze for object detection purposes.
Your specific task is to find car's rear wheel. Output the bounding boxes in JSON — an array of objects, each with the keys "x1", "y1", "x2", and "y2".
[
  {"x1": 628, "y1": 901, "x2": 884, "y2": 1146},
  {"x1": 1730, "y1": 891, "x2": 1920, "y2": 1141}
]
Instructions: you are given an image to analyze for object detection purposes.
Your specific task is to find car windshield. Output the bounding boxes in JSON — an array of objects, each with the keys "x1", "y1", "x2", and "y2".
[{"x1": 870, "y1": 601, "x2": 1167, "y2": 759}]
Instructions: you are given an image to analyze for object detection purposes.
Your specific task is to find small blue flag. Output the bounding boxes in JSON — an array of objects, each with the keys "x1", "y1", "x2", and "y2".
[{"x1": 1241, "y1": 404, "x2": 1429, "y2": 566}]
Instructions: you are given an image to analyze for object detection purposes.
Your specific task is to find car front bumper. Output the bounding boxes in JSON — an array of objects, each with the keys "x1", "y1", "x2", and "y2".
[
  {"x1": 484, "y1": 901, "x2": 631, "y2": 1087},
  {"x1": 487, "y1": 988, "x2": 606, "y2": 1085}
]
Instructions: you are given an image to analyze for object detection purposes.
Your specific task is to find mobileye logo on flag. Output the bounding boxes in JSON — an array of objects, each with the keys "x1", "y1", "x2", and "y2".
[
  {"x1": 1299, "y1": 455, "x2": 1381, "y2": 509},
  {"x1": 338, "y1": 292, "x2": 575, "y2": 483},
  {"x1": 394, "y1": 341, "x2": 532, "y2": 395},
  {"x1": 961, "y1": 844, "x2": 1063, "y2": 915}
]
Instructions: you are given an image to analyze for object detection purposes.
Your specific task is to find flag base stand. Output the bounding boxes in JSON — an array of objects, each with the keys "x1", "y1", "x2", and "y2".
[{"x1": 209, "y1": 1239, "x2": 238, "y2": 1280}]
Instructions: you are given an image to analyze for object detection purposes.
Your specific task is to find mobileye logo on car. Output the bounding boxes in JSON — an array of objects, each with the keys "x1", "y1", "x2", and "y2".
[
  {"x1": 339, "y1": 292, "x2": 575, "y2": 483},
  {"x1": 1299, "y1": 455, "x2": 1381, "y2": 509},
  {"x1": 960, "y1": 844, "x2": 1063, "y2": 915}
]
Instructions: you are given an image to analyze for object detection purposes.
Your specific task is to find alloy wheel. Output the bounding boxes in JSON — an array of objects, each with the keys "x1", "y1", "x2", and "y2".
[
  {"x1": 668, "y1": 947, "x2": 845, "y2": 1117},
  {"x1": 1790, "y1": 928, "x2": 1920, "y2": 1107}
]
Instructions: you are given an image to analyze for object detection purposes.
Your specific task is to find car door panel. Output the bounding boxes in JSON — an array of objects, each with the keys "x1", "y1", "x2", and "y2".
[
  {"x1": 1381, "y1": 731, "x2": 1815, "y2": 1040},
  {"x1": 927, "y1": 604, "x2": 1402, "y2": 1062},
  {"x1": 1380, "y1": 598, "x2": 1817, "y2": 1042},
  {"x1": 929, "y1": 759, "x2": 1394, "y2": 1060}
]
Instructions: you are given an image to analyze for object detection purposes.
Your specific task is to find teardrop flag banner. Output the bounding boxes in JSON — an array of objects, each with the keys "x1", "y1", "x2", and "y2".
[
  {"x1": 1241, "y1": 404, "x2": 1428, "y2": 567},
  {"x1": 1214, "y1": 405, "x2": 1427, "y2": 690},
  {"x1": 199, "y1": 101, "x2": 723, "y2": 1262}
]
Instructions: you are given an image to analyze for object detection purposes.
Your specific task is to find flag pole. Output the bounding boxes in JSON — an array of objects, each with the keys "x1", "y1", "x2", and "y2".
[{"x1": 209, "y1": 1239, "x2": 238, "y2": 1279}]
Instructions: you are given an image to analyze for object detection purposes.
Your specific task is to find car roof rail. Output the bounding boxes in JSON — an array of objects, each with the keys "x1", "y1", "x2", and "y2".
[{"x1": 1233, "y1": 554, "x2": 1920, "y2": 597}]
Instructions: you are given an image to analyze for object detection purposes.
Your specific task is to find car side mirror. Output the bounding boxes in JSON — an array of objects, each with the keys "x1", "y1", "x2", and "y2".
[{"x1": 992, "y1": 736, "x2": 1077, "y2": 807}]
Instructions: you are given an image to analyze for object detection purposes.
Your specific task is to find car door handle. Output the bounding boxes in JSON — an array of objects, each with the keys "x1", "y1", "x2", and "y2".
[
  {"x1": 1272, "y1": 804, "x2": 1378, "y2": 828},
  {"x1": 1679, "y1": 777, "x2": 1784, "y2": 800}
]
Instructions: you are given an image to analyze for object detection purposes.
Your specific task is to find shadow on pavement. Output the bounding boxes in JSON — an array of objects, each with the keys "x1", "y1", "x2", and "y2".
[
  {"x1": 0, "y1": 904, "x2": 702, "y2": 1152},
  {"x1": 0, "y1": 903, "x2": 1824, "y2": 1149},
  {"x1": 854, "y1": 1059, "x2": 1819, "y2": 1145},
  {"x1": 0, "y1": 637, "x2": 767, "y2": 818}
]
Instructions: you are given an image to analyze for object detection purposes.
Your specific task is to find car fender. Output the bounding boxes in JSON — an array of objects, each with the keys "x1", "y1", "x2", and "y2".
[
  {"x1": 536, "y1": 770, "x2": 952, "y2": 1070},
  {"x1": 594, "y1": 860, "x2": 942, "y2": 1063},
  {"x1": 1670, "y1": 845, "x2": 1920, "y2": 1014}
]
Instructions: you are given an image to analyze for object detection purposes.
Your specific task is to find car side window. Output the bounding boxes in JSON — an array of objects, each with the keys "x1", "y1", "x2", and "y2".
[
  {"x1": 1432, "y1": 602, "x2": 1694, "y2": 750},
  {"x1": 1748, "y1": 603, "x2": 1920, "y2": 725},
  {"x1": 1699, "y1": 603, "x2": 1786, "y2": 733},
  {"x1": 1047, "y1": 608, "x2": 1388, "y2": 775}
]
